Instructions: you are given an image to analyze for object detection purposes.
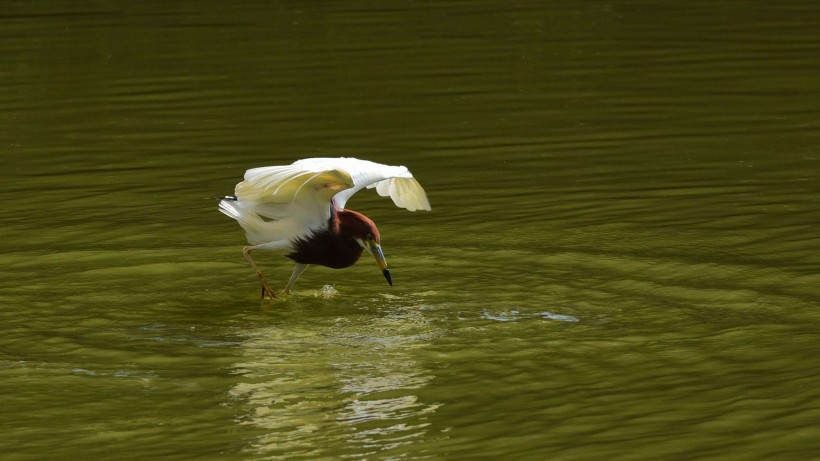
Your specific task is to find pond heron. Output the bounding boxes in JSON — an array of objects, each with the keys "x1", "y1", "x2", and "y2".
[{"x1": 219, "y1": 157, "x2": 431, "y2": 298}]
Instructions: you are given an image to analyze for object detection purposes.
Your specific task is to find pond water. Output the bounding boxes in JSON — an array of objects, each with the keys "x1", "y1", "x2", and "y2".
[{"x1": 2, "y1": 1, "x2": 820, "y2": 460}]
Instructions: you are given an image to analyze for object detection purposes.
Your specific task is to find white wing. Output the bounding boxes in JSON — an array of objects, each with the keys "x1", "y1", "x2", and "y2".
[
  {"x1": 292, "y1": 157, "x2": 431, "y2": 211},
  {"x1": 237, "y1": 162, "x2": 353, "y2": 219},
  {"x1": 221, "y1": 157, "x2": 430, "y2": 246},
  {"x1": 226, "y1": 162, "x2": 352, "y2": 245}
]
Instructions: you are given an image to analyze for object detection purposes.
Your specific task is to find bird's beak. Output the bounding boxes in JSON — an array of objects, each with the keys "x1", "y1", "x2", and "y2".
[{"x1": 367, "y1": 238, "x2": 392, "y2": 286}]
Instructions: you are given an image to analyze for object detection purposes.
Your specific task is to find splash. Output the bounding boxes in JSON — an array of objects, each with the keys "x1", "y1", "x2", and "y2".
[{"x1": 314, "y1": 284, "x2": 338, "y2": 298}]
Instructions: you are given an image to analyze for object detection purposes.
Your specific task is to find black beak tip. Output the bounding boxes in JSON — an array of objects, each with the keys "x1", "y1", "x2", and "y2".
[{"x1": 383, "y1": 268, "x2": 393, "y2": 286}]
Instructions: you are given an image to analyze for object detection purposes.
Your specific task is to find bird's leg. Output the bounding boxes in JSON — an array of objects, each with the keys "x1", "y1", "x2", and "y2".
[
  {"x1": 243, "y1": 246, "x2": 277, "y2": 299},
  {"x1": 285, "y1": 263, "x2": 309, "y2": 294}
]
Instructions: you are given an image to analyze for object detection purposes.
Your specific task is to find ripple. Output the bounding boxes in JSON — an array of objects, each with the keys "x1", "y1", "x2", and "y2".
[{"x1": 481, "y1": 309, "x2": 579, "y2": 323}]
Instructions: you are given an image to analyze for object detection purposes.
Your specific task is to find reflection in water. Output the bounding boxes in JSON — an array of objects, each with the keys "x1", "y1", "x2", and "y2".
[
  {"x1": 228, "y1": 301, "x2": 440, "y2": 459},
  {"x1": 481, "y1": 309, "x2": 579, "y2": 323}
]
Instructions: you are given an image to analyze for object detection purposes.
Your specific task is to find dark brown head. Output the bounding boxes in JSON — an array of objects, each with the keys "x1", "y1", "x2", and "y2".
[{"x1": 338, "y1": 210, "x2": 392, "y2": 286}]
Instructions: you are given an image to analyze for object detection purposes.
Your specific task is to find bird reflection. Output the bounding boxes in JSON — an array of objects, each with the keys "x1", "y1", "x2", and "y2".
[{"x1": 228, "y1": 304, "x2": 439, "y2": 458}]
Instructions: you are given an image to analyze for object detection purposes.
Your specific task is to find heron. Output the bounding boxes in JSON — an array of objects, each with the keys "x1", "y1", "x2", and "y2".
[{"x1": 218, "y1": 157, "x2": 431, "y2": 298}]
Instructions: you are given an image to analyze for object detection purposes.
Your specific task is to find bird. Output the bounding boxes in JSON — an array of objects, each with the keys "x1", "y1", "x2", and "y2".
[{"x1": 218, "y1": 157, "x2": 431, "y2": 298}]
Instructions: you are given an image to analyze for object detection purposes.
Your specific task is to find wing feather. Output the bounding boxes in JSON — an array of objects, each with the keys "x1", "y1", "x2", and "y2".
[
  {"x1": 237, "y1": 166, "x2": 353, "y2": 204},
  {"x1": 296, "y1": 157, "x2": 430, "y2": 211},
  {"x1": 372, "y1": 177, "x2": 431, "y2": 211}
]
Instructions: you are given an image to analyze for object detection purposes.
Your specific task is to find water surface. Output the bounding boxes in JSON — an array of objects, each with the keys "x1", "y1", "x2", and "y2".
[{"x1": 2, "y1": 1, "x2": 820, "y2": 460}]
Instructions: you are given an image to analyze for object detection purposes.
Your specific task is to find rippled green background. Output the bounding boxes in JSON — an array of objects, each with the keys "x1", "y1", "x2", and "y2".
[{"x1": 2, "y1": 1, "x2": 820, "y2": 460}]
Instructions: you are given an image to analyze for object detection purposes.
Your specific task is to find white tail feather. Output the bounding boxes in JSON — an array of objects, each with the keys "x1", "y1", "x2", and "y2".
[{"x1": 219, "y1": 200, "x2": 264, "y2": 235}]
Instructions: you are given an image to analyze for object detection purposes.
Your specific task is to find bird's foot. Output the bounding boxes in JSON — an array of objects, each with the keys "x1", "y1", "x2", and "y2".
[
  {"x1": 260, "y1": 283, "x2": 277, "y2": 300},
  {"x1": 252, "y1": 269, "x2": 277, "y2": 299}
]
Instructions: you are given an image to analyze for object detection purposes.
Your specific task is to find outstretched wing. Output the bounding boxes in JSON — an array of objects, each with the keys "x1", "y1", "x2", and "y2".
[
  {"x1": 237, "y1": 164, "x2": 353, "y2": 210},
  {"x1": 291, "y1": 157, "x2": 431, "y2": 211},
  {"x1": 225, "y1": 157, "x2": 430, "y2": 245},
  {"x1": 229, "y1": 163, "x2": 353, "y2": 241}
]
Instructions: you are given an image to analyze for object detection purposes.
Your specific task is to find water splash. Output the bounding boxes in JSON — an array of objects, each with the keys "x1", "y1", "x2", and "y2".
[{"x1": 314, "y1": 284, "x2": 338, "y2": 298}]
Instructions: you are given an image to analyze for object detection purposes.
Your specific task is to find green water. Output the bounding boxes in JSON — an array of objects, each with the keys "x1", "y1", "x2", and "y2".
[{"x1": 2, "y1": 1, "x2": 820, "y2": 460}]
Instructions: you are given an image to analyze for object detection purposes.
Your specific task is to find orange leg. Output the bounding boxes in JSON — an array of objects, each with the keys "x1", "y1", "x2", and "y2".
[{"x1": 243, "y1": 246, "x2": 277, "y2": 299}]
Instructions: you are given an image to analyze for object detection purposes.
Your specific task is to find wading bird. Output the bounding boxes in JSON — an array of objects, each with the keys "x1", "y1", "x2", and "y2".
[{"x1": 219, "y1": 157, "x2": 431, "y2": 298}]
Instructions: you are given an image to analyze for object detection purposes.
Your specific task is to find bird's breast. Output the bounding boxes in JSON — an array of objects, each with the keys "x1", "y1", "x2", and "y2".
[{"x1": 286, "y1": 230, "x2": 364, "y2": 269}]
